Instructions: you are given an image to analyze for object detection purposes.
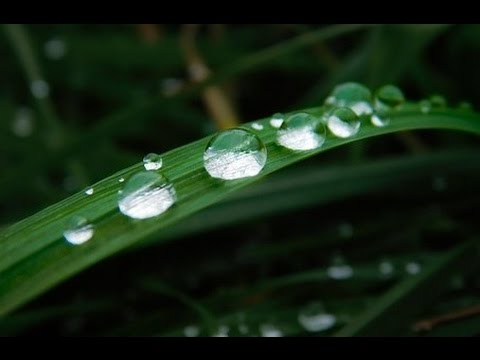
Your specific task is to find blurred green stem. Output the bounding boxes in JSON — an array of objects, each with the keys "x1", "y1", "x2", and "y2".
[{"x1": 3, "y1": 24, "x2": 65, "y2": 150}]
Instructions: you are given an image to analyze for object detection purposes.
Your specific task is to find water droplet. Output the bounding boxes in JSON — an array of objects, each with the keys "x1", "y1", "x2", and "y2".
[
  {"x1": 270, "y1": 113, "x2": 284, "y2": 128},
  {"x1": 328, "y1": 82, "x2": 373, "y2": 116},
  {"x1": 277, "y1": 112, "x2": 326, "y2": 151},
  {"x1": 85, "y1": 187, "x2": 94, "y2": 195},
  {"x1": 374, "y1": 84, "x2": 405, "y2": 111},
  {"x1": 432, "y1": 176, "x2": 447, "y2": 192},
  {"x1": 371, "y1": 113, "x2": 390, "y2": 127},
  {"x1": 30, "y1": 80, "x2": 50, "y2": 99},
  {"x1": 419, "y1": 100, "x2": 431, "y2": 114},
  {"x1": 405, "y1": 261, "x2": 421, "y2": 275},
  {"x1": 212, "y1": 325, "x2": 229, "y2": 337},
  {"x1": 378, "y1": 261, "x2": 394, "y2": 276},
  {"x1": 118, "y1": 177, "x2": 125, "y2": 183},
  {"x1": 327, "y1": 256, "x2": 353, "y2": 280},
  {"x1": 44, "y1": 38, "x2": 66, "y2": 60},
  {"x1": 143, "y1": 153, "x2": 163, "y2": 171},
  {"x1": 251, "y1": 122, "x2": 264, "y2": 131},
  {"x1": 63, "y1": 215, "x2": 94, "y2": 245},
  {"x1": 160, "y1": 78, "x2": 184, "y2": 96},
  {"x1": 430, "y1": 95, "x2": 447, "y2": 108},
  {"x1": 203, "y1": 128, "x2": 267, "y2": 180},
  {"x1": 11, "y1": 107, "x2": 34, "y2": 137},
  {"x1": 327, "y1": 107, "x2": 360, "y2": 138},
  {"x1": 259, "y1": 324, "x2": 283, "y2": 337},
  {"x1": 184, "y1": 325, "x2": 200, "y2": 337},
  {"x1": 338, "y1": 222, "x2": 353, "y2": 238},
  {"x1": 298, "y1": 302, "x2": 336, "y2": 332},
  {"x1": 118, "y1": 171, "x2": 176, "y2": 219},
  {"x1": 458, "y1": 101, "x2": 473, "y2": 111},
  {"x1": 238, "y1": 323, "x2": 249, "y2": 335},
  {"x1": 449, "y1": 275, "x2": 465, "y2": 290}
]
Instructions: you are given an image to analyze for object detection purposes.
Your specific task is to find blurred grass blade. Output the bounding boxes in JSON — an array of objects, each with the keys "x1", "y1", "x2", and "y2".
[
  {"x1": 2, "y1": 105, "x2": 480, "y2": 316},
  {"x1": 334, "y1": 240, "x2": 480, "y2": 336}
]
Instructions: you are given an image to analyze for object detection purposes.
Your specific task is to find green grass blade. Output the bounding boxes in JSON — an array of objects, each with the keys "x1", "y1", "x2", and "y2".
[
  {"x1": 334, "y1": 240, "x2": 480, "y2": 336},
  {"x1": 1, "y1": 105, "x2": 480, "y2": 316}
]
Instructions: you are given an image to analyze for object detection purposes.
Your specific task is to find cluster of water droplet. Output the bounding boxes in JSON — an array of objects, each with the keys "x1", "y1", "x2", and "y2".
[{"x1": 63, "y1": 82, "x2": 472, "y2": 246}]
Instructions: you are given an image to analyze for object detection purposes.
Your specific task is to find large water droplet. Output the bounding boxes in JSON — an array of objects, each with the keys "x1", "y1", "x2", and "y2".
[
  {"x1": 118, "y1": 171, "x2": 176, "y2": 219},
  {"x1": 270, "y1": 113, "x2": 284, "y2": 128},
  {"x1": 374, "y1": 84, "x2": 405, "y2": 111},
  {"x1": 327, "y1": 255, "x2": 353, "y2": 280},
  {"x1": 143, "y1": 153, "x2": 163, "y2": 171},
  {"x1": 63, "y1": 215, "x2": 94, "y2": 245},
  {"x1": 328, "y1": 82, "x2": 373, "y2": 116},
  {"x1": 327, "y1": 107, "x2": 360, "y2": 138},
  {"x1": 44, "y1": 38, "x2": 66, "y2": 60},
  {"x1": 203, "y1": 128, "x2": 267, "y2": 180},
  {"x1": 30, "y1": 80, "x2": 50, "y2": 99},
  {"x1": 259, "y1": 324, "x2": 283, "y2": 337},
  {"x1": 298, "y1": 302, "x2": 336, "y2": 332},
  {"x1": 184, "y1": 325, "x2": 200, "y2": 337},
  {"x1": 11, "y1": 107, "x2": 34, "y2": 137},
  {"x1": 277, "y1": 112, "x2": 326, "y2": 151}
]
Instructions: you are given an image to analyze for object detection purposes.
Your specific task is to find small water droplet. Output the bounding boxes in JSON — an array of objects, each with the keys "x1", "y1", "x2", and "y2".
[
  {"x1": 419, "y1": 100, "x2": 431, "y2": 114},
  {"x1": 338, "y1": 222, "x2": 353, "y2": 238},
  {"x1": 143, "y1": 153, "x2": 163, "y2": 171},
  {"x1": 378, "y1": 261, "x2": 394, "y2": 276},
  {"x1": 184, "y1": 325, "x2": 200, "y2": 337},
  {"x1": 259, "y1": 324, "x2": 283, "y2": 337},
  {"x1": 160, "y1": 78, "x2": 184, "y2": 96},
  {"x1": 449, "y1": 275, "x2": 465, "y2": 290},
  {"x1": 324, "y1": 96, "x2": 336, "y2": 106},
  {"x1": 405, "y1": 261, "x2": 421, "y2": 275},
  {"x1": 374, "y1": 84, "x2": 405, "y2": 111},
  {"x1": 63, "y1": 215, "x2": 94, "y2": 245},
  {"x1": 327, "y1": 107, "x2": 360, "y2": 138},
  {"x1": 238, "y1": 323, "x2": 249, "y2": 335},
  {"x1": 432, "y1": 176, "x2": 447, "y2": 192},
  {"x1": 251, "y1": 122, "x2": 264, "y2": 131},
  {"x1": 371, "y1": 113, "x2": 390, "y2": 127},
  {"x1": 118, "y1": 171, "x2": 176, "y2": 219},
  {"x1": 44, "y1": 38, "x2": 66, "y2": 60},
  {"x1": 30, "y1": 80, "x2": 50, "y2": 99},
  {"x1": 85, "y1": 187, "x2": 94, "y2": 195},
  {"x1": 118, "y1": 177, "x2": 125, "y2": 183},
  {"x1": 458, "y1": 101, "x2": 473, "y2": 111},
  {"x1": 203, "y1": 128, "x2": 267, "y2": 180},
  {"x1": 328, "y1": 82, "x2": 373, "y2": 116},
  {"x1": 277, "y1": 112, "x2": 326, "y2": 151},
  {"x1": 270, "y1": 113, "x2": 284, "y2": 128},
  {"x1": 212, "y1": 325, "x2": 229, "y2": 337},
  {"x1": 298, "y1": 302, "x2": 336, "y2": 332},
  {"x1": 327, "y1": 256, "x2": 353, "y2": 280},
  {"x1": 11, "y1": 107, "x2": 34, "y2": 137},
  {"x1": 430, "y1": 95, "x2": 447, "y2": 108}
]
